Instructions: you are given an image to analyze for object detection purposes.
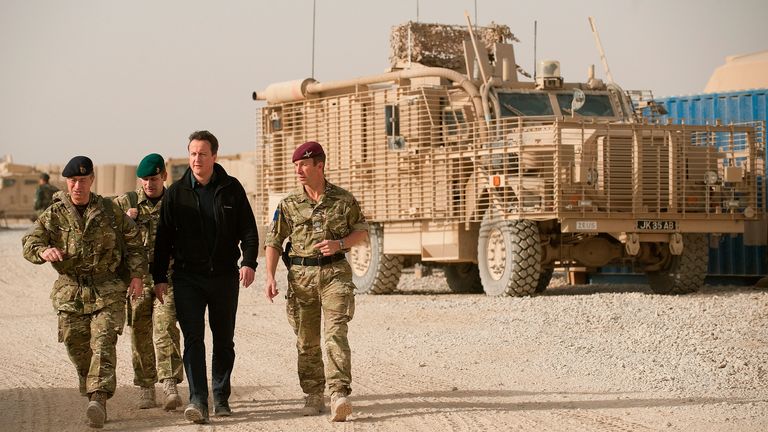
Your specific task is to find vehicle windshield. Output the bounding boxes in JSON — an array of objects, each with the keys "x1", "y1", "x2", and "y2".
[
  {"x1": 498, "y1": 93, "x2": 553, "y2": 117},
  {"x1": 556, "y1": 93, "x2": 615, "y2": 117}
]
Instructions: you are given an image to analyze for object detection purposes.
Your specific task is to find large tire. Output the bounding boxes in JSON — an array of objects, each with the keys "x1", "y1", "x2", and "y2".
[
  {"x1": 646, "y1": 234, "x2": 708, "y2": 294},
  {"x1": 444, "y1": 263, "x2": 484, "y2": 293},
  {"x1": 477, "y1": 214, "x2": 542, "y2": 296},
  {"x1": 348, "y1": 224, "x2": 403, "y2": 294},
  {"x1": 535, "y1": 268, "x2": 554, "y2": 293}
]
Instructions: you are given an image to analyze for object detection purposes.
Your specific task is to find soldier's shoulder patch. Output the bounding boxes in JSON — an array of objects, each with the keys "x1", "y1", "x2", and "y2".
[{"x1": 269, "y1": 208, "x2": 280, "y2": 233}]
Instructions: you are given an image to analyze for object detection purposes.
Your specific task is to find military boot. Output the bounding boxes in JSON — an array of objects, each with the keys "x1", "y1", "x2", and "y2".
[
  {"x1": 330, "y1": 392, "x2": 351, "y2": 422},
  {"x1": 86, "y1": 391, "x2": 108, "y2": 428},
  {"x1": 162, "y1": 378, "x2": 182, "y2": 411},
  {"x1": 138, "y1": 385, "x2": 156, "y2": 409},
  {"x1": 301, "y1": 392, "x2": 325, "y2": 416}
]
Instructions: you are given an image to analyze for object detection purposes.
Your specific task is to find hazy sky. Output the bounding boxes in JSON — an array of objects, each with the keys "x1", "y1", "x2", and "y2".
[{"x1": 2, "y1": 0, "x2": 766, "y2": 166}]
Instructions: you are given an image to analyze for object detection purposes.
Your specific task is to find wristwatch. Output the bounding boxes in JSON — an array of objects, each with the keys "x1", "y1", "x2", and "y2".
[{"x1": 338, "y1": 238, "x2": 345, "y2": 250}]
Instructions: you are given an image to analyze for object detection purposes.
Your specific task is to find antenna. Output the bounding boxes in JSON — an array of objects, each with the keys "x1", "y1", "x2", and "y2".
[
  {"x1": 464, "y1": 11, "x2": 488, "y2": 84},
  {"x1": 474, "y1": 0, "x2": 478, "y2": 30},
  {"x1": 588, "y1": 16, "x2": 614, "y2": 83},
  {"x1": 416, "y1": 0, "x2": 419, "y2": 22},
  {"x1": 533, "y1": 20, "x2": 537, "y2": 82},
  {"x1": 311, "y1": 0, "x2": 317, "y2": 78}
]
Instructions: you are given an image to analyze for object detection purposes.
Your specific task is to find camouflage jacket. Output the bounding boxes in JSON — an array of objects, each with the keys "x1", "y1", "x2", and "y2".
[
  {"x1": 34, "y1": 183, "x2": 59, "y2": 211},
  {"x1": 114, "y1": 188, "x2": 163, "y2": 263},
  {"x1": 265, "y1": 181, "x2": 368, "y2": 257},
  {"x1": 22, "y1": 191, "x2": 147, "y2": 312}
]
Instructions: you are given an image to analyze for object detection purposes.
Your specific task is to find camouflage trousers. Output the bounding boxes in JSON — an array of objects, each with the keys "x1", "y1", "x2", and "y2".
[
  {"x1": 129, "y1": 281, "x2": 184, "y2": 387},
  {"x1": 58, "y1": 297, "x2": 125, "y2": 397},
  {"x1": 286, "y1": 263, "x2": 356, "y2": 396}
]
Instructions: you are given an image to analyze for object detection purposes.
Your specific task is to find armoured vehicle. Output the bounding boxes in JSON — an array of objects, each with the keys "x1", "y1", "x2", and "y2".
[
  {"x1": 253, "y1": 21, "x2": 765, "y2": 296},
  {"x1": 0, "y1": 162, "x2": 40, "y2": 221}
]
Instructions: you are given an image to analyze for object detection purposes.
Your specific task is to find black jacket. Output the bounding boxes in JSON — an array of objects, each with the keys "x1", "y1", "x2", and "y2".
[{"x1": 152, "y1": 163, "x2": 258, "y2": 282}]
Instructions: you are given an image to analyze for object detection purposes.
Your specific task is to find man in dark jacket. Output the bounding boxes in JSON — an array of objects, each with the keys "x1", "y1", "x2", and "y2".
[{"x1": 152, "y1": 130, "x2": 259, "y2": 424}]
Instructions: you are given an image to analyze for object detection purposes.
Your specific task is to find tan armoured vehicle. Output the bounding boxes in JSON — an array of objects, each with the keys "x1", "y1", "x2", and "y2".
[{"x1": 253, "y1": 21, "x2": 765, "y2": 296}]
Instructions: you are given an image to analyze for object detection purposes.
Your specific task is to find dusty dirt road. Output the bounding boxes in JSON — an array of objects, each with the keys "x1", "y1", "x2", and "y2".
[{"x1": 1, "y1": 223, "x2": 767, "y2": 431}]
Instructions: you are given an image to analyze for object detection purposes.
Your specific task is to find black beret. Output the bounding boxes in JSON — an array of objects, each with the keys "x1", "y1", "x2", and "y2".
[
  {"x1": 62, "y1": 156, "x2": 94, "y2": 177},
  {"x1": 136, "y1": 153, "x2": 165, "y2": 178},
  {"x1": 292, "y1": 141, "x2": 325, "y2": 163}
]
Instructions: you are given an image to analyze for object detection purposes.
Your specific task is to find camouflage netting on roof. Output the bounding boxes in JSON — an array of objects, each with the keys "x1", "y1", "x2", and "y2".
[{"x1": 390, "y1": 22, "x2": 518, "y2": 70}]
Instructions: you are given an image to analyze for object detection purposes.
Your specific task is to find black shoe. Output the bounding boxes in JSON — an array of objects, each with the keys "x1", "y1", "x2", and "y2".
[
  {"x1": 214, "y1": 401, "x2": 232, "y2": 417},
  {"x1": 184, "y1": 403, "x2": 209, "y2": 424}
]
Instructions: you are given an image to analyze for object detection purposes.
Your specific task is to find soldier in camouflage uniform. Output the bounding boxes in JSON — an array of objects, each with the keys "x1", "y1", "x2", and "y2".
[
  {"x1": 114, "y1": 153, "x2": 183, "y2": 411},
  {"x1": 264, "y1": 141, "x2": 368, "y2": 422},
  {"x1": 21, "y1": 156, "x2": 146, "y2": 429},
  {"x1": 33, "y1": 172, "x2": 59, "y2": 219}
]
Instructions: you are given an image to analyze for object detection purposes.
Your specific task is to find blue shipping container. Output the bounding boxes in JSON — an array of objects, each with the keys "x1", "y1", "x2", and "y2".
[{"x1": 598, "y1": 89, "x2": 767, "y2": 282}]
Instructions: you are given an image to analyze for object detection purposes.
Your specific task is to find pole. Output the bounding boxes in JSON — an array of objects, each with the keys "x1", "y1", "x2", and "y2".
[{"x1": 311, "y1": 0, "x2": 316, "y2": 78}]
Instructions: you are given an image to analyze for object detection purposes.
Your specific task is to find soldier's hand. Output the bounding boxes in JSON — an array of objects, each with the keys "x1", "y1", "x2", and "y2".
[
  {"x1": 40, "y1": 247, "x2": 65, "y2": 262},
  {"x1": 313, "y1": 239, "x2": 341, "y2": 256},
  {"x1": 154, "y1": 283, "x2": 167, "y2": 304},
  {"x1": 240, "y1": 266, "x2": 255, "y2": 288},
  {"x1": 265, "y1": 278, "x2": 279, "y2": 303},
  {"x1": 126, "y1": 208, "x2": 138, "y2": 220},
  {"x1": 128, "y1": 278, "x2": 143, "y2": 302}
]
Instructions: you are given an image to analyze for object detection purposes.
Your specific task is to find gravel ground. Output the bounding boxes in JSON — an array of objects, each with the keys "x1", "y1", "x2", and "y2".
[{"x1": 1, "y1": 222, "x2": 766, "y2": 431}]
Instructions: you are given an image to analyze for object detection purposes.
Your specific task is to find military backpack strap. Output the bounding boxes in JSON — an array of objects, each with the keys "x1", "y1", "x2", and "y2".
[
  {"x1": 127, "y1": 191, "x2": 138, "y2": 209},
  {"x1": 101, "y1": 197, "x2": 125, "y2": 250},
  {"x1": 102, "y1": 197, "x2": 131, "y2": 284}
]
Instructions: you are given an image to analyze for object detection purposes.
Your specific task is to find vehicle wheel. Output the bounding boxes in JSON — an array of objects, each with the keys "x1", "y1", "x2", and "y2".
[
  {"x1": 444, "y1": 263, "x2": 484, "y2": 293},
  {"x1": 477, "y1": 213, "x2": 542, "y2": 296},
  {"x1": 348, "y1": 224, "x2": 403, "y2": 294},
  {"x1": 535, "y1": 268, "x2": 554, "y2": 293},
  {"x1": 646, "y1": 234, "x2": 708, "y2": 294}
]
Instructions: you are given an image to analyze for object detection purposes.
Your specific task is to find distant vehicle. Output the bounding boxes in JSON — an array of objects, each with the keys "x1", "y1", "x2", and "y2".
[
  {"x1": 0, "y1": 166, "x2": 39, "y2": 220},
  {"x1": 253, "y1": 21, "x2": 766, "y2": 296}
]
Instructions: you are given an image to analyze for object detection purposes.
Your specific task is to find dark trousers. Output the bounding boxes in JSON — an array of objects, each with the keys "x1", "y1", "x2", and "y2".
[{"x1": 172, "y1": 270, "x2": 239, "y2": 408}]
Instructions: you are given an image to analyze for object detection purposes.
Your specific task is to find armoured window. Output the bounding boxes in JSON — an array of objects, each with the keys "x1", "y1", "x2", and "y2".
[
  {"x1": 269, "y1": 111, "x2": 282, "y2": 132},
  {"x1": 385, "y1": 105, "x2": 400, "y2": 136},
  {"x1": 385, "y1": 104, "x2": 405, "y2": 150},
  {"x1": 24, "y1": 179, "x2": 38, "y2": 185},
  {"x1": 556, "y1": 93, "x2": 615, "y2": 117},
  {"x1": 3, "y1": 178, "x2": 15, "y2": 187},
  {"x1": 498, "y1": 93, "x2": 554, "y2": 117},
  {"x1": 443, "y1": 109, "x2": 465, "y2": 135}
]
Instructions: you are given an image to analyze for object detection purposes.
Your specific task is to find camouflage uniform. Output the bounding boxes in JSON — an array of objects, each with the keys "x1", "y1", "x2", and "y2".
[
  {"x1": 114, "y1": 188, "x2": 183, "y2": 388},
  {"x1": 265, "y1": 181, "x2": 368, "y2": 396},
  {"x1": 22, "y1": 190, "x2": 146, "y2": 397},
  {"x1": 34, "y1": 183, "x2": 59, "y2": 218}
]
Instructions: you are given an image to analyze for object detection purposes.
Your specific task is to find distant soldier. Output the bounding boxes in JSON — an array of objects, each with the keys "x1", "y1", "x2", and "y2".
[
  {"x1": 264, "y1": 141, "x2": 368, "y2": 422},
  {"x1": 22, "y1": 156, "x2": 146, "y2": 429},
  {"x1": 33, "y1": 172, "x2": 58, "y2": 218},
  {"x1": 114, "y1": 153, "x2": 183, "y2": 411}
]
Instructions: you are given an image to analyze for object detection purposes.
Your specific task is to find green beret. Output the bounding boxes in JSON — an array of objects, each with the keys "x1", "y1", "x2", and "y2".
[{"x1": 136, "y1": 153, "x2": 165, "y2": 178}]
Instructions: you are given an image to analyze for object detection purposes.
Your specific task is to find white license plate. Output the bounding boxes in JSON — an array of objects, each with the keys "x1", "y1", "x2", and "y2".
[
  {"x1": 576, "y1": 221, "x2": 598, "y2": 231},
  {"x1": 635, "y1": 220, "x2": 677, "y2": 231}
]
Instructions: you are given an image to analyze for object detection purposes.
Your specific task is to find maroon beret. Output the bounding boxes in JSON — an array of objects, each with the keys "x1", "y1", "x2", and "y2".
[{"x1": 292, "y1": 141, "x2": 325, "y2": 163}]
